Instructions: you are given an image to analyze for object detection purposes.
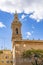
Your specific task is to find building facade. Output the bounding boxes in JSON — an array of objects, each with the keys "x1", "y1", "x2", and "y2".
[
  {"x1": 0, "y1": 50, "x2": 13, "y2": 65},
  {"x1": 11, "y1": 12, "x2": 43, "y2": 65}
]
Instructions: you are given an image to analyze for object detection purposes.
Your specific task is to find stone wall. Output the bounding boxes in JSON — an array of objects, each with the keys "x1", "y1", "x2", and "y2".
[
  {"x1": 14, "y1": 40, "x2": 43, "y2": 65},
  {"x1": 15, "y1": 40, "x2": 43, "y2": 57}
]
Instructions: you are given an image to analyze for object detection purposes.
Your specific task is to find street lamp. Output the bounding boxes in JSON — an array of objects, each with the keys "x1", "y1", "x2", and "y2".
[{"x1": 34, "y1": 54, "x2": 38, "y2": 65}]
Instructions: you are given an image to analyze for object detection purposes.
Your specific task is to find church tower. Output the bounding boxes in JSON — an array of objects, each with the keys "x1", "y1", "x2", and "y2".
[
  {"x1": 11, "y1": 11, "x2": 22, "y2": 41},
  {"x1": 11, "y1": 12, "x2": 22, "y2": 65}
]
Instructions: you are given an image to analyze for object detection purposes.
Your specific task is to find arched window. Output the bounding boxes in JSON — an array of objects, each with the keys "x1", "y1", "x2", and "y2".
[{"x1": 16, "y1": 28, "x2": 18, "y2": 34}]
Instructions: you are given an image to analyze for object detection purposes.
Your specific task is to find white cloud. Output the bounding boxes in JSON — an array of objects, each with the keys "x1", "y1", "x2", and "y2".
[
  {"x1": 0, "y1": 22, "x2": 6, "y2": 28},
  {"x1": 21, "y1": 14, "x2": 26, "y2": 19},
  {"x1": 0, "y1": 0, "x2": 43, "y2": 21},
  {"x1": 26, "y1": 32, "x2": 31, "y2": 38}
]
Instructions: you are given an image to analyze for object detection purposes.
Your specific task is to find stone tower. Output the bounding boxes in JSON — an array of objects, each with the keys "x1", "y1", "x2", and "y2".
[
  {"x1": 11, "y1": 11, "x2": 22, "y2": 41},
  {"x1": 11, "y1": 11, "x2": 22, "y2": 65}
]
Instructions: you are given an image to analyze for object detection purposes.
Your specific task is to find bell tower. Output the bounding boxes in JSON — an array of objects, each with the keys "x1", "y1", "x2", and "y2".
[
  {"x1": 11, "y1": 11, "x2": 22, "y2": 41},
  {"x1": 11, "y1": 11, "x2": 22, "y2": 65}
]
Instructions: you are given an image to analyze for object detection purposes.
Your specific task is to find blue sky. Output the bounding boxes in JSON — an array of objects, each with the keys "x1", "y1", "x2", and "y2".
[{"x1": 0, "y1": 0, "x2": 43, "y2": 50}]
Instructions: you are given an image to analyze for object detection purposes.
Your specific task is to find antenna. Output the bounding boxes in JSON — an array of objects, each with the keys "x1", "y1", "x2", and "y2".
[
  {"x1": 3, "y1": 39, "x2": 5, "y2": 50},
  {"x1": 1, "y1": 46, "x2": 3, "y2": 50}
]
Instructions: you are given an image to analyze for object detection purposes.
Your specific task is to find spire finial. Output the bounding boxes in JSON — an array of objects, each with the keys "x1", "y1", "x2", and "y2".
[
  {"x1": 15, "y1": 10, "x2": 17, "y2": 14},
  {"x1": 14, "y1": 10, "x2": 18, "y2": 19}
]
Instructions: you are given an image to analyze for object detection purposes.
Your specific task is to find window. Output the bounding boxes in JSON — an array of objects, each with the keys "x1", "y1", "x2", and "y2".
[
  {"x1": 2, "y1": 60, "x2": 4, "y2": 63},
  {"x1": 16, "y1": 28, "x2": 18, "y2": 34},
  {"x1": 10, "y1": 61, "x2": 13, "y2": 63},
  {"x1": 6, "y1": 61, "x2": 9, "y2": 63},
  {"x1": 5, "y1": 56, "x2": 8, "y2": 59}
]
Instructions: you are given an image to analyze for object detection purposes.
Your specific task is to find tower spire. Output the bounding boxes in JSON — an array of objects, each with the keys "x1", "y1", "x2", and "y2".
[
  {"x1": 13, "y1": 11, "x2": 19, "y2": 22},
  {"x1": 15, "y1": 10, "x2": 17, "y2": 14}
]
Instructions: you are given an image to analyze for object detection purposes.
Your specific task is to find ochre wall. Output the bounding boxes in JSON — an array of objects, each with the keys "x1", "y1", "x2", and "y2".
[
  {"x1": 14, "y1": 40, "x2": 43, "y2": 57},
  {"x1": 0, "y1": 50, "x2": 13, "y2": 65}
]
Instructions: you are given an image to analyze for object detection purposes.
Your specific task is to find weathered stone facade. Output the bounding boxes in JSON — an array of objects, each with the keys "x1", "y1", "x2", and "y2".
[{"x1": 0, "y1": 50, "x2": 13, "y2": 65}]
